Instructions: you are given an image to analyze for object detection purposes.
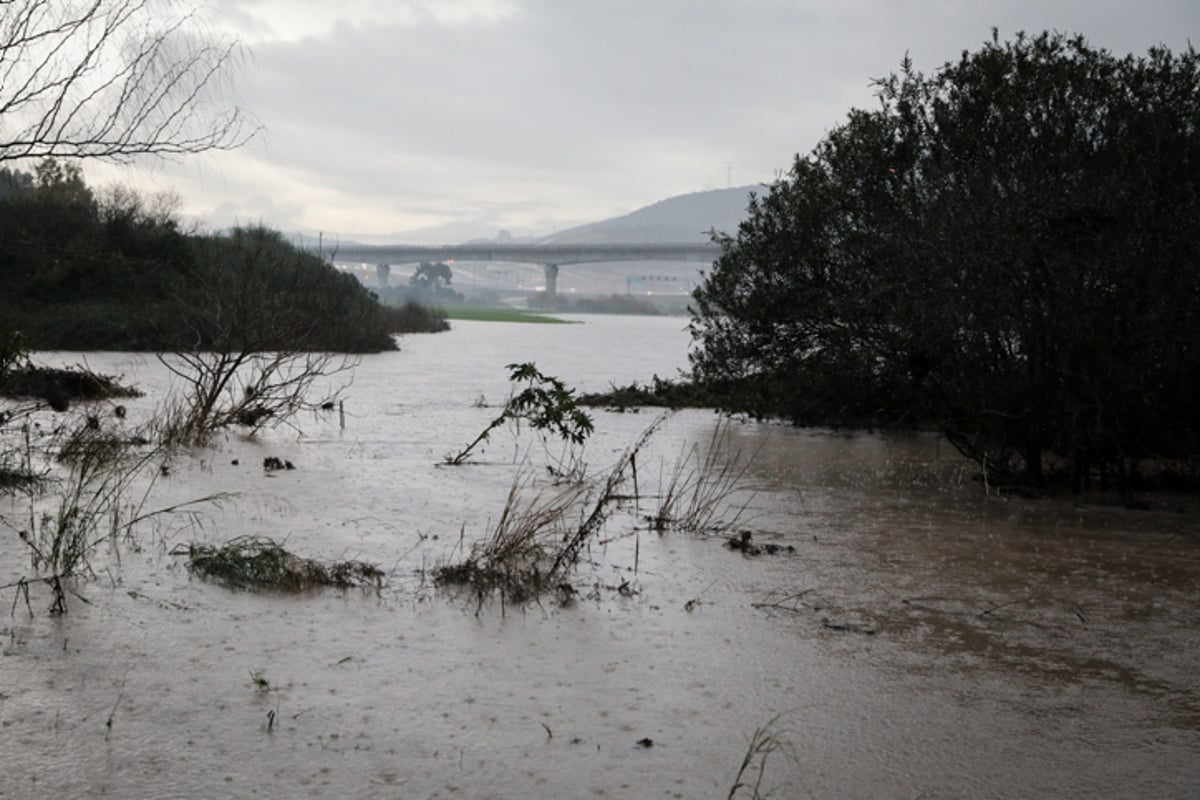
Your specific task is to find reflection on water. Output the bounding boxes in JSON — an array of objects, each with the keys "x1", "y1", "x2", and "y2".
[{"x1": 2, "y1": 316, "x2": 1198, "y2": 799}]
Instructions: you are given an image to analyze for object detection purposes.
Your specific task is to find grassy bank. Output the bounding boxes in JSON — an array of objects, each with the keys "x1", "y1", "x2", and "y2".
[{"x1": 441, "y1": 306, "x2": 576, "y2": 324}]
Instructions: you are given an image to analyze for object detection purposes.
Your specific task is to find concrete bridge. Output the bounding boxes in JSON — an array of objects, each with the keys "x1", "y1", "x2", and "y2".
[{"x1": 323, "y1": 242, "x2": 721, "y2": 299}]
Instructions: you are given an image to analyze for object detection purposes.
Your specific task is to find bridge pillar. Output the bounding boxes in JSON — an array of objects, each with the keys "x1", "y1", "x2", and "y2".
[{"x1": 543, "y1": 264, "x2": 559, "y2": 304}]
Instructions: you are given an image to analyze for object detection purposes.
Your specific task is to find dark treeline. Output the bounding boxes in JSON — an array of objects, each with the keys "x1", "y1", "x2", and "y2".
[
  {"x1": 688, "y1": 32, "x2": 1200, "y2": 493},
  {"x1": 0, "y1": 160, "x2": 441, "y2": 354}
]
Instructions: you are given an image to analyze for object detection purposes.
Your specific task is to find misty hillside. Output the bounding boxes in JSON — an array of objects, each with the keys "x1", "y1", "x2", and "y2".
[{"x1": 540, "y1": 185, "x2": 756, "y2": 245}]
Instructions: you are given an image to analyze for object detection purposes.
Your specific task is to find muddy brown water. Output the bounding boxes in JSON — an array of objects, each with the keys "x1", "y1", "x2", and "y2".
[{"x1": 2, "y1": 316, "x2": 1198, "y2": 799}]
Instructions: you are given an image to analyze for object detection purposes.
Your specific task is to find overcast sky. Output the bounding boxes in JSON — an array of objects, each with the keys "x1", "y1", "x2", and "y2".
[{"x1": 93, "y1": 0, "x2": 1200, "y2": 243}]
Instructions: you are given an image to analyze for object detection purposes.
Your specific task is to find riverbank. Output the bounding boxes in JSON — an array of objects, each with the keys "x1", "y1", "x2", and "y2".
[{"x1": 441, "y1": 305, "x2": 576, "y2": 324}]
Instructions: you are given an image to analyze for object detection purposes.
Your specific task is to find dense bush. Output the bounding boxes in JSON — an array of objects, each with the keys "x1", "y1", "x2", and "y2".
[
  {"x1": 691, "y1": 32, "x2": 1200, "y2": 492},
  {"x1": 0, "y1": 162, "x2": 405, "y2": 353}
]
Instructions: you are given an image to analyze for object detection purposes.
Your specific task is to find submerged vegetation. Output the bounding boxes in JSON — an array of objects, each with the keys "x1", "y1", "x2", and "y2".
[
  {"x1": 435, "y1": 416, "x2": 665, "y2": 608},
  {"x1": 178, "y1": 536, "x2": 384, "y2": 591},
  {"x1": 648, "y1": 420, "x2": 759, "y2": 534},
  {"x1": 578, "y1": 374, "x2": 729, "y2": 412},
  {"x1": 2, "y1": 408, "x2": 226, "y2": 614},
  {"x1": 0, "y1": 364, "x2": 141, "y2": 408}
]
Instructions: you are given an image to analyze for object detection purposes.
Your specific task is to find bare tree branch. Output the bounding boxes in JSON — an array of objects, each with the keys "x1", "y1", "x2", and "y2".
[{"x1": 0, "y1": 0, "x2": 258, "y2": 163}]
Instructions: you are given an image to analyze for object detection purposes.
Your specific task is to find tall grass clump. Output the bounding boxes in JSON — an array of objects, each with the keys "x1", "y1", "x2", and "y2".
[
  {"x1": 650, "y1": 419, "x2": 760, "y2": 534},
  {"x1": 436, "y1": 415, "x2": 666, "y2": 608},
  {"x1": 433, "y1": 475, "x2": 589, "y2": 606}
]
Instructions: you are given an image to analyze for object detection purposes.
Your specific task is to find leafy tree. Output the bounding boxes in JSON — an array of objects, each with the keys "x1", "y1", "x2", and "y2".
[
  {"x1": 691, "y1": 31, "x2": 1200, "y2": 492},
  {"x1": 405, "y1": 261, "x2": 463, "y2": 304},
  {"x1": 410, "y1": 261, "x2": 452, "y2": 291},
  {"x1": 0, "y1": 0, "x2": 256, "y2": 362}
]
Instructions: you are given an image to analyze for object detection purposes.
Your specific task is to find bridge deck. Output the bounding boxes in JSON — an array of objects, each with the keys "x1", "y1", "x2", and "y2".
[{"x1": 322, "y1": 242, "x2": 721, "y2": 266}]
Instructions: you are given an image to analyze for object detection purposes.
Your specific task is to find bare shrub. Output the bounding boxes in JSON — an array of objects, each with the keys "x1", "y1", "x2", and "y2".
[
  {"x1": 156, "y1": 227, "x2": 371, "y2": 446},
  {"x1": 0, "y1": 0, "x2": 257, "y2": 164},
  {"x1": 157, "y1": 349, "x2": 354, "y2": 446}
]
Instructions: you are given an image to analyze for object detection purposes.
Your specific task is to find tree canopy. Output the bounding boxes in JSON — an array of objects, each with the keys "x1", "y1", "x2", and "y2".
[
  {"x1": 690, "y1": 31, "x2": 1200, "y2": 492},
  {"x1": 0, "y1": 160, "x2": 402, "y2": 352}
]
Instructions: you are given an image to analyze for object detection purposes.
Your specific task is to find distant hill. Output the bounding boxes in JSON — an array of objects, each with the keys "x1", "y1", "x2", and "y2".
[
  {"x1": 540, "y1": 186, "x2": 756, "y2": 245},
  {"x1": 296, "y1": 185, "x2": 759, "y2": 252}
]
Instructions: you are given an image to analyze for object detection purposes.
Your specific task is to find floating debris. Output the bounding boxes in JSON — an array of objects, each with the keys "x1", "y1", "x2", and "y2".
[{"x1": 725, "y1": 531, "x2": 796, "y2": 556}]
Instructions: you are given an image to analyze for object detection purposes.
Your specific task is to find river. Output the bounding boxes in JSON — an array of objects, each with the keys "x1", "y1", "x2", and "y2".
[{"x1": 2, "y1": 314, "x2": 1198, "y2": 799}]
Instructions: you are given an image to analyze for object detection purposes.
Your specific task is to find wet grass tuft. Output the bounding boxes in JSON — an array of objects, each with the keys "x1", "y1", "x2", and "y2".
[
  {"x1": 433, "y1": 479, "x2": 588, "y2": 606},
  {"x1": 435, "y1": 415, "x2": 667, "y2": 608},
  {"x1": 727, "y1": 714, "x2": 796, "y2": 799},
  {"x1": 179, "y1": 536, "x2": 384, "y2": 591}
]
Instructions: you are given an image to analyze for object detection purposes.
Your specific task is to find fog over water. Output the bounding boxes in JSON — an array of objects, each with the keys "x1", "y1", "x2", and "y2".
[{"x1": 1, "y1": 315, "x2": 1198, "y2": 798}]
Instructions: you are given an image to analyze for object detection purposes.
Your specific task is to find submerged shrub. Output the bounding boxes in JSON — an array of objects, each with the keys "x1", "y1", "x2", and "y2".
[{"x1": 179, "y1": 536, "x2": 383, "y2": 591}]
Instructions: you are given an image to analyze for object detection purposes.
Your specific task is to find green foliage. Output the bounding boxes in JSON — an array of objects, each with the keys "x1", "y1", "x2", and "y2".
[
  {"x1": 504, "y1": 362, "x2": 595, "y2": 443},
  {"x1": 441, "y1": 305, "x2": 572, "y2": 324},
  {"x1": 530, "y1": 292, "x2": 662, "y2": 315},
  {"x1": 691, "y1": 31, "x2": 1200, "y2": 492},
  {"x1": 409, "y1": 260, "x2": 453, "y2": 290},
  {"x1": 180, "y1": 536, "x2": 383, "y2": 591},
  {"x1": 0, "y1": 329, "x2": 29, "y2": 375},
  {"x1": 0, "y1": 161, "x2": 402, "y2": 353},
  {"x1": 404, "y1": 261, "x2": 463, "y2": 304},
  {"x1": 180, "y1": 225, "x2": 397, "y2": 353},
  {"x1": 447, "y1": 362, "x2": 594, "y2": 465},
  {"x1": 380, "y1": 300, "x2": 450, "y2": 333}
]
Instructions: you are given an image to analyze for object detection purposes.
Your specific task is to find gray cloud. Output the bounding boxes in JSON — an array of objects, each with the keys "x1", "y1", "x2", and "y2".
[{"x1": 113, "y1": 0, "x2": 1200, "y2": 241}]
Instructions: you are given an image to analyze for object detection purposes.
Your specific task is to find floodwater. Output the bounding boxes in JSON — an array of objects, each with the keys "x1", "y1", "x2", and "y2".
[{"x1": 2, "y1": 315, "x2": 1198, "y2": 799}]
